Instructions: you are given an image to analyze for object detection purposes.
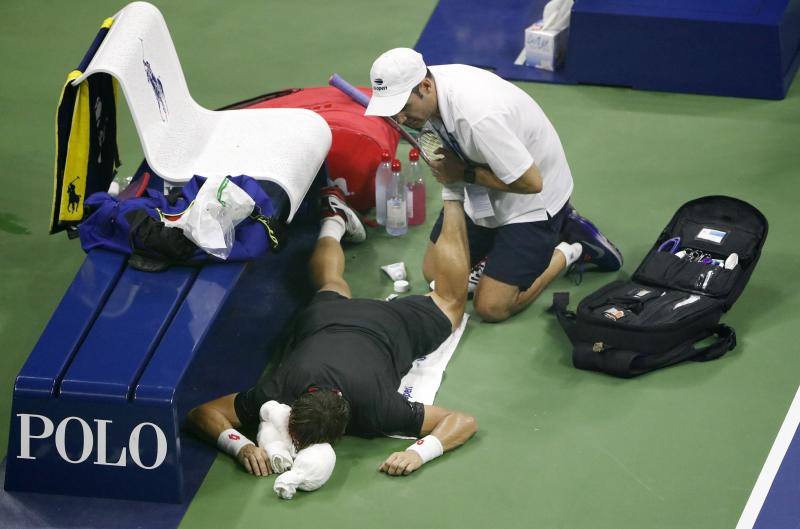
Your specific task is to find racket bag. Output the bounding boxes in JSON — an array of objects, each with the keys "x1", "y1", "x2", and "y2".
[
  {"x1": 224, "y1": 87, "x2": 400, "y2": 212},
  {"x1": 551, "y1": 195, "x2": 768, "y2": 378}
]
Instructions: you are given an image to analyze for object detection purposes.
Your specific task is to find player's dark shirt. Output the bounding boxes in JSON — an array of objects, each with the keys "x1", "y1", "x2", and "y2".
[{"x1": 234, "y1": 291, "x2": 452, "y2": 437}]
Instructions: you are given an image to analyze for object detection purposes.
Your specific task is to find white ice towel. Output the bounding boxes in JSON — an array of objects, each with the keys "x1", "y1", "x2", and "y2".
[
  {"x1": 258, "y1": 401, "x2": 296, "y2": 473},
  {"x1": 391, "y1": 314, "x2": 469, "y2": 440},
  {"x1": 397, "y1": 313, "x2": 469, "y2": 406},
  {"x1": 273, "y1": 443, "x2": 336, "y2": 500}
]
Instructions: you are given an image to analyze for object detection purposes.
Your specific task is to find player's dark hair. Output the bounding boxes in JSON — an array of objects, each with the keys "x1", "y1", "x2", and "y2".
[
  {"x1": 411, "y1": 69, "x2": 434, "y2": 97},
  {"x1": 289, "y1": 390, "x2": 350, "y2": 449}
]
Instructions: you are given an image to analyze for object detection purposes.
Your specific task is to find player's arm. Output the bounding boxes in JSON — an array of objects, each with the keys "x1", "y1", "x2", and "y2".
[
  {"x1": 379, "y1": 405, "x2": 477, "y2": 476},
  {"x1": 187, "y1": 393, "x2": 272, "y2": 477}
]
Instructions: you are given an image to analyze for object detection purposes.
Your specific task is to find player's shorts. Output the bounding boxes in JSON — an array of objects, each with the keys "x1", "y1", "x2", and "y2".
[{"x1": 429, "y1": 202, "x2": 569, "y2": 290}]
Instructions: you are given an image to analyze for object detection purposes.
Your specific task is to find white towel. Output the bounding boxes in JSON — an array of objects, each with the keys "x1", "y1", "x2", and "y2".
[
  {"x1": 257, "y1": 401, "x2": 296, "y2": 473},
  {"x1": 397, "y1": 313, "x2": 469, "y2": 405},
  {"x1": 273, "y1": 443, "x2": 336, "y2": 500}
]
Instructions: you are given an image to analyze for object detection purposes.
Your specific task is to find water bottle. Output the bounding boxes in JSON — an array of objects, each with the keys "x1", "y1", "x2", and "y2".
[
  {"x1": 406, "y1": 148, "x2": 426, "y2": 225},
  {"x1": 374, "y1": 150, "x2": 393, "y2": 225},
  {"x1": 386, "y1": 159, "x2": 407, "y2": 236}
]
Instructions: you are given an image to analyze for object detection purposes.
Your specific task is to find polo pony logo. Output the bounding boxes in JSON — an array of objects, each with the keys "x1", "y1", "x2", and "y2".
[
  {"x1": 140, "y1": 39, "x2": 168, "y2": 122},
  {"x1": 67, "y1": 176, "x2": 81, "y2": 213}
]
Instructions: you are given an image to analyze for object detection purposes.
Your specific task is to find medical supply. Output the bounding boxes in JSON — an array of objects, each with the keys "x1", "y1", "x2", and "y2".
[
  {"x1": 394, "y1": 280, "x2": 410, "y2": 293},
  {"x1": 381, "y1": 262, "x2": 407, "y2": 281}
]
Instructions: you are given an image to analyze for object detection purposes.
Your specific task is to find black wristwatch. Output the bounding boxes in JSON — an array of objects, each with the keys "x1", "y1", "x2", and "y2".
[{"x1": 463, "y1": 165, "x2": 476, "y2": 184}]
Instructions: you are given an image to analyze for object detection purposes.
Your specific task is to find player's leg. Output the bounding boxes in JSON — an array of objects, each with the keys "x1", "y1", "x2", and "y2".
[
  {"x1": 423, "y1": 207, "x2": 495, "y2": 286},
  {"x1": 428, "y1": 199, "x2": 472, "y2": 329},
  {"x1": 310, "y1": 187, "x2": 366, "y2": 298}
]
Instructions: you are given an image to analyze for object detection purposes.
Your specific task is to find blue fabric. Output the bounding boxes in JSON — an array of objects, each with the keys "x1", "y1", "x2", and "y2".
[{"x1": 78, "y1": 175, "x2": 275, "y2": 262}]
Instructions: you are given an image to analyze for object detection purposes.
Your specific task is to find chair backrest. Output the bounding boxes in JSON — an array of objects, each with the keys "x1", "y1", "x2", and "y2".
[
  {"x1": 74, "y1": 2, "x2": 209, "y2": 178},
  {"x1": 71, "y1": 2, "x2": 332, "y2": 221}
]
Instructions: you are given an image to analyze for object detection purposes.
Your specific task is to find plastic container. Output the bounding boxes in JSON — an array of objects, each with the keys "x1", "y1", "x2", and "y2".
[
  {"x1": 406, "y1": 149, "x2": 426, "y2": 225},
  {"x1": 386, "y1": 159, "x2": 407, "y2": 236},
  {"x1": 374, "y1": 150, "x2": 392, "y2": 225}
]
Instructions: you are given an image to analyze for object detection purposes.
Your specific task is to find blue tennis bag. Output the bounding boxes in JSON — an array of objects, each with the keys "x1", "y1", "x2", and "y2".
[
  {"x1": 552, "y1": 196, "x2": 768, "y2": 377},
  {"x1": 79, "y1": 175, "x2": 284, "y2": 271}
]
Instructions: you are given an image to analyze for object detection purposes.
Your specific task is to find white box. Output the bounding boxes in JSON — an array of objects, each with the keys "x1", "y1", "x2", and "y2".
[{"x1": 524, "y1": 20, "x2": 569, "y2": 71}]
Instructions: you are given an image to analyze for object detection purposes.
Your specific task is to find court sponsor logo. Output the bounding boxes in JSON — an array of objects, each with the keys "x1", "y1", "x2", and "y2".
[{"x1": 16, "y1": 414, "x2": 168, "y2": 469}]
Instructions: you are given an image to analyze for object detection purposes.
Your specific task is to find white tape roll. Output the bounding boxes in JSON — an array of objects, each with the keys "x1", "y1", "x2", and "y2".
[{"x1": 394, "y1": 280, "x2": 410, "y2": 293}]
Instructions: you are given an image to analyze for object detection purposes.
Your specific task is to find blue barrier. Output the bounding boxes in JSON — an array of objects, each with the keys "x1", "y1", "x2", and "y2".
[
  {"x1": 4, "y1": 171, "x2": 322, "y2": 503},
  {"x1": 415, "y1": 0, "x2": 800, "y2": 99}
]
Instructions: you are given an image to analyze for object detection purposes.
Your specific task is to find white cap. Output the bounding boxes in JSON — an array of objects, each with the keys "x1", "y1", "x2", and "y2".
[{"x1": 365, "y1": 48, "x2": 427, "y2": 117}]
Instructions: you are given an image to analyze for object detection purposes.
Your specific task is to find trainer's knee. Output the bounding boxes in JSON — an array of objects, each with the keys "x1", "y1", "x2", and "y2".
[{"x1": 474, "y1": 296, "x2": 512, "y2": 323}]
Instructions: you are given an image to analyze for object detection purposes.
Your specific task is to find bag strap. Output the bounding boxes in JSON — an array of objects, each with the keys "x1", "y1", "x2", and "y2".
[
  {"x1": 691, "y1": 324, "x2": 737, "y2": 361},
  {"x1": 550, "y1": 292, "x2": 576, "y2": 337}
]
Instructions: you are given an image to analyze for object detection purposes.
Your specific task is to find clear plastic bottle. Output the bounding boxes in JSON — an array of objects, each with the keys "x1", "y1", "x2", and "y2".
[
  {"x1": 406, "y1": 148, "x2": 426, "y2": 225},
  {"x1": 374, "y1": 150, "x2": 393, "y2": 225},
  {"x1": 386, "y1": 159, "x2": 407, "y2": 236}
]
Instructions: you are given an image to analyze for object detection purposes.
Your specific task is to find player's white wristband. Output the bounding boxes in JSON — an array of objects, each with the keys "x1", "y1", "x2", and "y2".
[
  {"x1": 218, "y1": 428, "x2": 253, "y2": 457},
  {"x1": 406, "y1": 435, "x2": 444, "y2": 465}
]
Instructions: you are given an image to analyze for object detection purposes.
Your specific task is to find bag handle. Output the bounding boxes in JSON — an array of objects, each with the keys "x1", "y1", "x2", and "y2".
[{"x1": 691, "y1": 324, "x2": 737, "y2": 361}]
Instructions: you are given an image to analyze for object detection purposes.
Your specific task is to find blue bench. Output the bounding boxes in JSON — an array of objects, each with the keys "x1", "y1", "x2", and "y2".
[{"x1": 4, "y1": 171, "x2": 322, "y2": 503}]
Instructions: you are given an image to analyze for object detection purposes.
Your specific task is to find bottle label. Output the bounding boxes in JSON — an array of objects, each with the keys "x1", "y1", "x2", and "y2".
[
  {"x1": 406, "y1": 188, "x2": 414, "y2": 218},
  {"x1": 387, "y1": 200, "x2": 407, "y2": 228}
]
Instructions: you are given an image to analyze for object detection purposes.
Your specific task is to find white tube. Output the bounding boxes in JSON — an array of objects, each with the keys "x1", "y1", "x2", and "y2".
[{"x1": 381, "y1": 262, "x2": 407, "y2": 281}]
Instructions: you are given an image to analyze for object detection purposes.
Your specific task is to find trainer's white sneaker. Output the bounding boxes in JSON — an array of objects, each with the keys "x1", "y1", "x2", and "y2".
[
  {"x1": 556, "y1": 241, "x2": 583, "y2": 268},
  {"x1": 320, "y1": 186, "x2": 366, "y2": 243}
]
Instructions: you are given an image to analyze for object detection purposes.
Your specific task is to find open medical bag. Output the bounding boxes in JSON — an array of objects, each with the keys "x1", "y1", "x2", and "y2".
[{"x1": 552, "y1": 195, "x2": 768, "y2": 377}]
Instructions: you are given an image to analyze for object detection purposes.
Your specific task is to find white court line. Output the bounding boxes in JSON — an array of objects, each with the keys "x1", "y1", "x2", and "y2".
[{"x1": 735, "y1": 385, "x2": 800, "y2": 529}]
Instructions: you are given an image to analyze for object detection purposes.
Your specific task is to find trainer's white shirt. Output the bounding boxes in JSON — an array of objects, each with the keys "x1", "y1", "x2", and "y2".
[{"x1": 429, "y1": 64, "x2": 573, "y2": 228}]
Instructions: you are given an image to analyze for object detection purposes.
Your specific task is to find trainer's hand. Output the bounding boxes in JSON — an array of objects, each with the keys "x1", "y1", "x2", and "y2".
[
  {"x1": 430, "y1": 148, "x2": 467, "y2": 185},
  {"x1": 237, "y1": 444, "x2": 272, "y2": 476},
  {"x1": 379, "y1": 451, "x2": 424, "y2": 476}
]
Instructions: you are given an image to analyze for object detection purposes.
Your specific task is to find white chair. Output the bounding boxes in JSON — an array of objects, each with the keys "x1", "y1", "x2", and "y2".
[{"x1": 74, "y1": 1, "x2": 331, "y2": 221}]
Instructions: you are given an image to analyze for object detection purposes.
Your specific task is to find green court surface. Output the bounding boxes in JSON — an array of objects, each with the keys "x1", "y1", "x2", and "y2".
[{"x1": 1, "y1": 1, "x2": 799, "y2": 528}]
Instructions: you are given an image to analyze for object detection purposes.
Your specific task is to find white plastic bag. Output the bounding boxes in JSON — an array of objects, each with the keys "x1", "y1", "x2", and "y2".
[{"x1": 165, "y1": 175, "x2": 255, "y2": 260}]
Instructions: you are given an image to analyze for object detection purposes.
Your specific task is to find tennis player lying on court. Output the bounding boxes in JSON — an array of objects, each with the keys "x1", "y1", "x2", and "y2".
[{"x1": 188, "y1": 186, "x2": 477, "y2": 478}]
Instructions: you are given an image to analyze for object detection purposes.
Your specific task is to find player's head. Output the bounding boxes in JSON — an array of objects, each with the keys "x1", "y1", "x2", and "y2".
[
  {"x1": 289, "y1": 388, "x2": 350, "y2": 449},
  {"x1": 365, "y1": 48, "x2": 437, "y2": 129}
]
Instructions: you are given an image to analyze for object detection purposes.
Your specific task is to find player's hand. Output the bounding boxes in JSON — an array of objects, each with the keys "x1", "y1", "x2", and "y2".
[
  {"x1": 430, "y1": 148, "x2": 466, "y2": 185},
  {"x1": 379, "y1": 451, "x2": 424, "y2": 476},
  {"x1": 237, "y1": 444, "x2": 272, "y2": 476}
]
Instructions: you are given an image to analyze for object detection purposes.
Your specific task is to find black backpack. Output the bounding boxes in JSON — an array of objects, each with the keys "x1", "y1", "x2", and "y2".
[{"x1": 552, "y1": 195, "x2": 768, "y2": 378}]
